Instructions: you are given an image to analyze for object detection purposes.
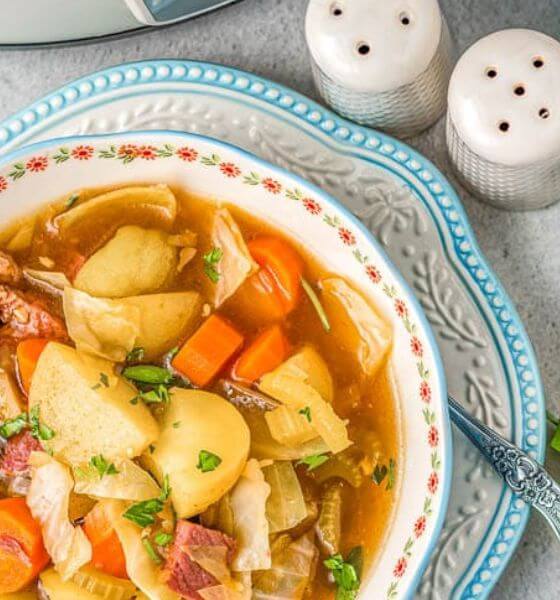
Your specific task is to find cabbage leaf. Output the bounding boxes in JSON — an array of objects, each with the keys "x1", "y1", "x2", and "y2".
[
  {"x1": 252, "y1": 533, "x2": 317, "y2": 599},
  {"x1": 211, "y1": 208, "x2": 257, "y2": 307},
  {"x1": 263, "y1": 461, "x2": 307, "y2": 534},
  {"x1": 26, "y1": 452, "x2": 92, "y2": 580},
  {"x1": 229, "y1": 459, "x2": 271, "y2": 571},
  {"x1": 104, "y1": 499, "x2": 182, "y2": 600},
  {"x1": 74, "y1": 458, "x2": 161, "y2": 501}
]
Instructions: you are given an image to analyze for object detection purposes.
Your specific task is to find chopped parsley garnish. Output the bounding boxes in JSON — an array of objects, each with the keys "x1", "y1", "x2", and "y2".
[
  {"x1": 90, "y1": 454, "x2": 119, "y2": 478},
  {"x1": 324, "y1": 549, "x2": 361, "y2": 599},
  {"x1": 91, "y1": 372, "x2": 110, "y2": 390},
  {"x1": 203, "y1": 247, "x2": 223, "y2": 283},
  {"x1": 0, "y1": 413, "x2": 28, "y2": 439},
  {"x1": 297, "y1": 453, "x2": 330, "y2": 472},
  {"x1": 123, "y1": 474, "x2": 171, "y2": 527},
  {"x1": 299, "y1": 406, "x2": 312, "y2": 422},
  {"x1": 131, "y1": 385, "x2": 171, "y2": 406},
  {"x1": 172, "y1": 421, "x2": 181, "y2": 429},
  {"x1": 154, "y1": 532, "x2": 174, "y2": 546},
  {"x1": 196, "y1": 450, "x2": 222, "y2": 473},
  {"x1": 126, "y1": 346, "x2": 145, "y2": 363},
  {"x1": 142, "y1": 538, "x2": 163, "y2": 564},
  {"x1": 29, "y1": 405, "x2": 55, "y2": 441},
  {"x1": 372, "y1": 458, "x2": 396, "y2": 490},
  {"x1": 149, "y1": 444, "x2": 156, "y2": 454},
  {"x1": 301, "y1": 277, "x2": 331, "y2": 333},
  {"x1": 123, "y1": 365, "x2": 173, "y2": 385},
  {"x1": 66, "y1": 193, "x2": 79, "y2": 208}
]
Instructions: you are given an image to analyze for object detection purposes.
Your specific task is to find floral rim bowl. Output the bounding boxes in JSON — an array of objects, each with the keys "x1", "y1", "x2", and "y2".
[{"x1": 0, "y1": 131, "x2": 451, "y2": 600}]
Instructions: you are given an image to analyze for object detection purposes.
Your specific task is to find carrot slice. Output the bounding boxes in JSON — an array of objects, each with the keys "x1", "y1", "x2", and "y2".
[
  {"x1": 172, "y1": 314, "x2": 244, "y2": 387},
  {"x1": 247, "y1": 236, "x2": 304, "y2": 315},
  {"x1": 84, "y1": 502, "x2": 127, "y2": 579},
  {"x1": 0, "y1": 497, "x2": 49, "y2": 593},
  {"x1": 16, "y1": 338, "x2": 50, "y2": 395},
  {"x1": 232, "y1": 325, "x2": 290, "y2": 383}
]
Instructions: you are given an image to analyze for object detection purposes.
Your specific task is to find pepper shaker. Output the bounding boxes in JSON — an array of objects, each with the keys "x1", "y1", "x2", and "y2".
[
  {"x1": 305, "y1": 0, "x2": 454, "y2": 138},
  {"x1": 447, "y1": 29, "x2": 560, "y2": 210}
]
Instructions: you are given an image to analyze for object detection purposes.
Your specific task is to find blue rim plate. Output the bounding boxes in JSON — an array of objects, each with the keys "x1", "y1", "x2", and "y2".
[{"x1": 0, "y1": 60, "x2": 545, "y2": 599}]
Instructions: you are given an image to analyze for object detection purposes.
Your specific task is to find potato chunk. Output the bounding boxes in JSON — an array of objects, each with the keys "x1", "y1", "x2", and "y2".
[
  {"x1": 29, "y1": 343, "x2": 158, "y2": 465},
  {"x1": 321, "y1": 277, "x2": 392, "y2": 379},
  {"x1": 64, "y1": 288, "x2": 202, "y2": 361},
  {"x1": 0, "y1": 368, "x2": 24, "y2": 420},
  {"x1": 74, "y1": 226, "x2": 178, "y2": 298},
  {"x1": 54, "y1": 185, "x2": 177, "y2": 232},
  {"x1": 146, "y1": 389, "x2": 250, "y2": 518}
]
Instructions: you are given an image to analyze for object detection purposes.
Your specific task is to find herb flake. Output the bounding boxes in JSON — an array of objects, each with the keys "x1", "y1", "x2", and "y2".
[
  {"x1": 324, "y1": 550, "x2": 361, "y2": 599},
  {"x1": 126, "y1": 346, "x2": 145, "y2": 363},
  {"x1": 142, "y1": 537, "x2": 163, "y2": 564},
  {"x1": 123, "y1": 365, "x2": 173, "y2": 385},
  {"x1": 372, "y1": 458, "x2": 396, "y2": 490},
  {"x1": 123, "y1": 475, "x2": 170, "y2": 527},
  {"x1": 297, "y1": 453, "x2": 330, "y2": 472},
  {"x1": 299, "y1": 406, "x2": 312, "y2": 422},
  {"x1": 154, "y1": 532, "x2": 174, "y2": 546},
  {"x1": 196, "y1": 450, "x2": 222, "y2": 473},
  {"x1": 29, "y1": 405, "x2": 55, "y2": 441},
  {"x1": 90, "y1": 454, "x2": 119, "y2": 478},
  {"x1": 203, "y1": 247, "x2": 223, "y2": 283},
  {"x1": 0, "y1": 413, "x2": 28, "y2": 439}
]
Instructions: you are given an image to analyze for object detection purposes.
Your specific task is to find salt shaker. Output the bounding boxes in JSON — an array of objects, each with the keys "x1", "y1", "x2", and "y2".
[
  {"x1": 447, "y1": 29, "x2": 560, "y2": 210},
  {"x1": 305, "y1": 0, "x2": 454, "y2": 138}
]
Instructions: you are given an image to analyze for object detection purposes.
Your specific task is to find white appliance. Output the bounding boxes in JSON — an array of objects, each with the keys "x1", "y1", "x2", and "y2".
[{"x1": 0, "y1": 0, "x2": 240, "y2": 47}]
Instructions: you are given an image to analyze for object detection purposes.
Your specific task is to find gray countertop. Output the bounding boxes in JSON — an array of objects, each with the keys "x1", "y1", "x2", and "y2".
[{"x1": 0, "y1": 1, "x2": 557, "y2": 597}]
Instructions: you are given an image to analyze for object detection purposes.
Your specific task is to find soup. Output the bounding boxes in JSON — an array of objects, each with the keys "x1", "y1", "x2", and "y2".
[{"x1": 0, "y1": 184, "x2": 400, "y2": 599}]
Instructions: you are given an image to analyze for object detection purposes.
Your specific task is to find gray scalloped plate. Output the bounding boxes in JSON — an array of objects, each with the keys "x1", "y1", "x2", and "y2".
[{"x1": 0, "y1": 60, "x2": 545, "y2": 599}]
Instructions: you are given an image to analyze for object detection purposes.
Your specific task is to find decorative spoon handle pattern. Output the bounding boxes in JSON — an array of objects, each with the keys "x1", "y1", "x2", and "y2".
[{"x1": 448, "y1": 396, "x2": 560, "y2": 537}]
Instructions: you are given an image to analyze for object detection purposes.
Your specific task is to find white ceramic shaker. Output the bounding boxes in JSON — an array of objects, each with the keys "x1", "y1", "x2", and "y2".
[
  {"x1": 447, "y1": 29, "x2": 560, "y2": 210},
  {"x1": 305, "y1": 0, "x2": 454, "y2": 138}
]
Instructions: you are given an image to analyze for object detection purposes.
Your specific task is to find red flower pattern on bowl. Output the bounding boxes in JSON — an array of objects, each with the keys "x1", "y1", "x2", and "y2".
[
  {"x1": 176, "y1": 147, "x2": 199, "y2": 162},
  {"x1": 137, "y1": 145, "x2": 157, "y2": 160},
  {"x1": 262, "y1": 177, "x2": 282, "y2": 194},
  {"x1": 428, "y1": 472, "x2": 439, "y2": 494},
  {"x1": 420, "y1": 381, "x2": 431, "y2": 403},
  {"x1": 117, "y1": 144, "x2": 138, "y2": 159},
  {"x1": 395, "y1": 299, "x2": 408, "y2": 318},
  {"x1": 0, "y1": 177, "x2": 7, "y2": 192},
  {"x1": 393, "y1": 558, "x2": 407, "y2": 578},
  {"x1": 303, "y1": 197, "x2": 322, "y2": 214},
  {"x1": 428, "y1": 425, "x2": 439, "y2": 448},
  {"x1": 26, "y1": 156, "x2": 48, "y2": 172},
  {"x1": 220, "y1": 162, "x2": 241, "y2": 178},
  {"x1": 414, "y1": 516, "x2": 426, "y2": 538},
  {"x1": 411, "y1": 336, "x2": 423, "y2": 357},
  {"x1": 71, "y1": 145, "x2": 94, "y2": 160},
  {"x1": 338, "y1": 227, "x2": 356, "y2": 245},
  {"x1": 366, "y1": 264, "x2": 382, "y2": 283}
]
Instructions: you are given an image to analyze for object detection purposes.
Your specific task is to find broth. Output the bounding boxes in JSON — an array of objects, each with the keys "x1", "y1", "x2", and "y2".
[{"x1": 0, "y1": 184, "x2": 400, "y2": 599}]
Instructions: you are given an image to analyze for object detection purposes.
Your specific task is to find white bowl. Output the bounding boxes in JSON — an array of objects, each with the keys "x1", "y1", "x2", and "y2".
[{"x1": 0, "y1": 131, "x2": 451, "y2": 599}]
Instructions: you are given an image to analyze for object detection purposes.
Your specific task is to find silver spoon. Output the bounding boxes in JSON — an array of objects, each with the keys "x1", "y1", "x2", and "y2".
[{"x1": 448, "y1": 396, "x2": 560, "y2": 536}]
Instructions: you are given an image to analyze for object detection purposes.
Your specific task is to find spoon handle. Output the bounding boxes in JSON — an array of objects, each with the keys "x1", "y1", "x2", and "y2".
[{"x1": 448, "y1": 396, "x2": 560, "y2": 538}]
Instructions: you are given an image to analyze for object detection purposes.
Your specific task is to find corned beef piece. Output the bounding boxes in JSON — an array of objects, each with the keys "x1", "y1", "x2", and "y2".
[
  {"x1": 0, "y1": 431, "x2": 41, "y2": 476},
  {"x1": 165, "y1": 521, "x2": 236, "y2": 600}
]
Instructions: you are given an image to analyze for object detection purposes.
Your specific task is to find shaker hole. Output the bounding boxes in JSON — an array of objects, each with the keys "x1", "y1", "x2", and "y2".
[
  {"x1": 399, "y1": 12, "x2": 411, "y2": 25},
  {"x1": 533, "y1": 57, "x2": 544, "y2": 68},
  {"x1": 539, "y1": 108, "x2": 550, "y2": 119},
  {"x1": 357, "y1": 43, "x2": 371, "y2": 56},
  {"x1": 498, "y1": 121, "x2": 510, "y2": 133},
  {"x1": 486, "y1": 67, "x2": 498, "y2": 79},
  {"x1": 514, "y1": 85, "x2": 525, "y2": 96}
]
